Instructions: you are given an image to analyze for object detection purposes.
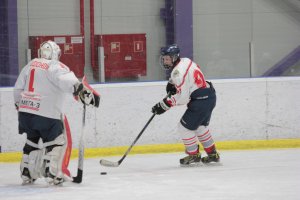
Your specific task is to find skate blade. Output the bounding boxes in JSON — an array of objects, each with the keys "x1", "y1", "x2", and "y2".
[
  {"x1": 180, "y1": 162, "x2": 202, "y2": 168},
  {"x1": 202, "y1": 161, "x2": 223, "y2": 167},
  {"x1": 21, "y1": 180, "x2": 35, "y2": 185},
  {"x1": 45, "y1": 177, "x2": 64, "y2": 186}
]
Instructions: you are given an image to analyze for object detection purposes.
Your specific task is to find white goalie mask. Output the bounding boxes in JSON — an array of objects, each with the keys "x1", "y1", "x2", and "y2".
[{"x1": 38, "y1": 40, "x2": 61, "y2": 60}]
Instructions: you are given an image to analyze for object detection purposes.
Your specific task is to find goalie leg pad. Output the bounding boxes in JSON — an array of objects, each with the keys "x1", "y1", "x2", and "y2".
[
  {"x1": 43, "y1": 116, "x2": 73, "y2": 184},
  {"x1": 43, "y1": 134, "x2": 65, "y2": 184},
  {"x1": 20, "y1": 141, "x2": 45, "y2": 182},
  {"x1": 44, "y1": 145, "x2": 64, "y2": 184}
]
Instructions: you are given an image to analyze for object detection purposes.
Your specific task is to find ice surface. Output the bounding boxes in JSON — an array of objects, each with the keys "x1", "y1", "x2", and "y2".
[{"x1": 0, "y1": 149, "x2": 299, "y2": 200}]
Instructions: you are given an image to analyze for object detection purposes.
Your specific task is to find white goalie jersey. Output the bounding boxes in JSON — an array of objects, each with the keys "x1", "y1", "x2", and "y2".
[
  {"x1": 14, "y1": 58, "x2": 80, "y2": 120},
  {"x1": 166, "y1": 58, "x2": 207, "y2": 106}
]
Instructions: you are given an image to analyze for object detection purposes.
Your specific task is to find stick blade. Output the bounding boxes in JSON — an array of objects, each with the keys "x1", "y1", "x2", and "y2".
[
  {"x1": 100, "y1": 159, "x2": 119, "y2": 167},
  {"x1": 72, "y1": 169, "x2": 83, "y2": 183}
]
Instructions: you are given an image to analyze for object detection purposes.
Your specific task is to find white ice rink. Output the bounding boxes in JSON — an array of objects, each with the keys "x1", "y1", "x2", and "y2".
[{"x1": 0, "y1": 149, "x2": 299, "y2": 200}]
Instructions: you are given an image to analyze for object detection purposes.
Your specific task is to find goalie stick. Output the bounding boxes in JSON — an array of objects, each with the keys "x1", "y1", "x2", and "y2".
[
  {"x1": 72, "y1": 103, "x2": 86, "y2": 183},
  {"x1": 73, "y1": 76, "x2": 99, "y2": 183},
  {"x1": 99, "y1": 92, "x2": 171, "y2": 167}
]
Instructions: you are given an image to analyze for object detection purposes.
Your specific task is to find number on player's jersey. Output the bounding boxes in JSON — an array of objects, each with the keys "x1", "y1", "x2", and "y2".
[
  {"x1": 28, "y1": 68, "x2": 35, "y2": 92},
  {"x1": 193, "y1": 69, "x2": 204, "y2": 88}
]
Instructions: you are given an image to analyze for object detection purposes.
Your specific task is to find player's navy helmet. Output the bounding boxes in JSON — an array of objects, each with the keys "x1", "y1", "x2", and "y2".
[
  {"x1": 160, "y1": 44, "x2": 180, "y2": 57},
  {"x1": 160, "y1": 44, "x2": 180, "y2": 69}
]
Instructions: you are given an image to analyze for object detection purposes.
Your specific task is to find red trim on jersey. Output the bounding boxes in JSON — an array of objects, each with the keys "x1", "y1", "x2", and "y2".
[
  {"x1": 176, "y1": 60, "x2": 193, "y2": 88},
  {"x1": 19, "y1": 105, "x2": 39, "y2": 111},
  {"x1": 82, "y1": 76, "x2": 100, "y2": 96}
]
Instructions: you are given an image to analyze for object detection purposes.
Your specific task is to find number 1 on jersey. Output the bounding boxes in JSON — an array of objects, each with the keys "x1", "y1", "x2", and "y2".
[{"x1": 28, "y1": 68, "x2": 35, "y2": 92}]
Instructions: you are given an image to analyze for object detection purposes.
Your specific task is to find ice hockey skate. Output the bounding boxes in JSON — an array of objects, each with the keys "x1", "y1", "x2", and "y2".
[
  {"x1": 201, "y1": 151, "x2": 220, "y2": 164},
  {"x1": 180, "y1": 153, "x2": 201, "y2": 166}
]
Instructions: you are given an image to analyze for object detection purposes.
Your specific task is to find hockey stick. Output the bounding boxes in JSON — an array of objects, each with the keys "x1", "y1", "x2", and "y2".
[
  {"x1": 72, "y1": 104, "x2": 86, "y2": 183},
  {"x1": 72, "y1": 76, "x2": 100, "y2": 182},
  {"x1": 99, "y1": 113, "x2": 156, "y2": 167},
  {"x1": 99, "y1": 92, "x2": 171, "y2": 167}
]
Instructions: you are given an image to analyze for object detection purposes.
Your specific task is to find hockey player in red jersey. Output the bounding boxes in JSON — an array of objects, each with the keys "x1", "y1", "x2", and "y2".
[
  {"x1": 14, "y1": 40, "x2": 100, "y2": 185},
  {"x1": 152, "y1": 44, "x2": 220, "y2": 165}
]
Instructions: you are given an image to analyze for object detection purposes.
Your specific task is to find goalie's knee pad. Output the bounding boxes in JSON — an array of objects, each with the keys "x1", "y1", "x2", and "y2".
[{"x1": 20, "y1": 141, "x2": 45, "y2": 182}]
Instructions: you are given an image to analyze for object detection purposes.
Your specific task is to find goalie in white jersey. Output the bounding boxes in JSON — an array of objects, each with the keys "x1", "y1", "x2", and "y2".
[
  {"x1": 14, "y1": 40, "x2": 100, "y2": 185},
  {"x1": 152, "y1": 44, "x2": 220, "y2": 165}
]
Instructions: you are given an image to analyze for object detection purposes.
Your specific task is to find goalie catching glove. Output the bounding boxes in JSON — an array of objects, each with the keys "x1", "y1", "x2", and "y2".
[{"x1": 73, "y1": 82, "x2": 100, "y2": 107}]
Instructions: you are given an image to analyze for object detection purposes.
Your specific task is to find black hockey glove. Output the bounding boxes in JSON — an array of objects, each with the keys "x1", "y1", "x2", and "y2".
[
  {"x1": 166, "y1": 82, "x2": 177, "y2": 96},
  {"x1": 152, "y1": 98, "x2": 171, "y2": 115}
]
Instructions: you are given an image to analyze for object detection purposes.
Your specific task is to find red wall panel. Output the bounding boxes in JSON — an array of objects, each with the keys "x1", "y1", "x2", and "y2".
[{"x1": 92, "y1": 33, "x2": 146, "y2": 80}]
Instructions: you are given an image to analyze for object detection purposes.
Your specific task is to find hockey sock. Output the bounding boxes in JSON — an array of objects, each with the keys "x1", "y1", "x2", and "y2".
[{"x1": 196, "y1": 126, "x2": 216, "y2": 154}]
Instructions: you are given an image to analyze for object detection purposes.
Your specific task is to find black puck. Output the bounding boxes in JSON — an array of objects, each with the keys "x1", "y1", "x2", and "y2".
[{"x1": 100, "y1": 172, "x2": 107, "y2": 175}]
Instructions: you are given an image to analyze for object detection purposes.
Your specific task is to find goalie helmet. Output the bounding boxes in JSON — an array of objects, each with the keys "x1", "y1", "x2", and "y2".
[
  {"x1": 160, "y1": 44, "x2": 180, "y2": 69},
  {"x1": 39, "y1": 40, "x2": 61, "y2": 61}
]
